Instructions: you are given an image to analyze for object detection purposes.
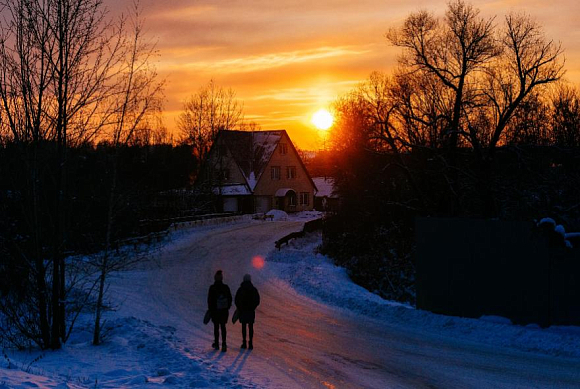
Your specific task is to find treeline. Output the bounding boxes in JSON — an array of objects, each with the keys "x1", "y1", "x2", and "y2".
[
  {"x1": 321, "y1": 0, "x2": 580, "y2": 304},
  {"x1": 0, "y1": 141, "x2": 197, "y2": 251}
]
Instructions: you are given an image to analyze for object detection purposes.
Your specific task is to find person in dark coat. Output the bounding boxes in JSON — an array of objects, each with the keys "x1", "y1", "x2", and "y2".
[
  {"x1": 207, "y1": 270, "x2": 232, "y2": 352},
  {"x1": 234, "y1": 274, "x2": 260, "y2": 349}
]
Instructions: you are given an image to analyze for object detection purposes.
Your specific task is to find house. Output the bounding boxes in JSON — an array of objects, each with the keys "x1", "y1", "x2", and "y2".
[
  {"x1": 202, "y1": 130, "x2": 317, "y2": 213},
  {"x1": 312, "y1": 177, "x2": 340, "y2": 212}
]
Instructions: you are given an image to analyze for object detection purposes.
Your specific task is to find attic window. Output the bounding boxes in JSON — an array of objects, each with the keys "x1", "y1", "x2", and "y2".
[
  {"x1": 279, "y1": 143, "x2": 288, "y2": 155},
  {"x1": 218, "y1": 145, "x2": 228, "y2": 157},
  {"x1": 287, "y1": 166, "x2": 296, "y2": 179}
]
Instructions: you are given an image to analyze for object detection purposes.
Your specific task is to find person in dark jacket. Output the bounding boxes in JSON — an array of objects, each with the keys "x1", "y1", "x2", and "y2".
[
  {"x1": 207, "y1": 270, "x2": 232, "y2": 352},
  {"x1": 234, "y1": 274, "x2": 260, "y2": 349}
]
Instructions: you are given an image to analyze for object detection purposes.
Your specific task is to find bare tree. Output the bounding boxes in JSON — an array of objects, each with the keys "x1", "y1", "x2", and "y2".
[
  {"x1": 483, "y1": 12, "x2": 565, "y2": 152},
  {"x1": 92, "y1": 1, "x2": 164, "y2": 346},
  {"x1": 0, "y1": 0, "x2": 55, "y2": 348},
  {"x1": 503, "y1": 91, "x2": 551, "y2": 145},
  {"x1": 0, "y1": 0, "x2": 133, "y2": 350},
  {"x1": 387, "y1": 0, "x2": 497, "y2": 150},
  {"x1": 550, "y1": 83, "x2": 580, "y2": 147},
  {"x1": 178, "y1": 80, "x2": 243, "y2": 167}
]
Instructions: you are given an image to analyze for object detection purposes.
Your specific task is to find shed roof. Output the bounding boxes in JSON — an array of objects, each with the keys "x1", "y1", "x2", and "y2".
[{"x1": 312, "y1": 177, "x2": 337, "y2": 198}]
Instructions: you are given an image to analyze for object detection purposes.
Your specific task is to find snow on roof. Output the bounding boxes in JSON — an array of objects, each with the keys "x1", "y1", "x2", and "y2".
[
  {"x1": 219, "y1": 130, "x2": 283, "y2": 191},
  {"x1": 537, "y1": 218, "x2": 556, "y2": 227},
  {"x1": 312, "y1": 177, "x2": 337, "y2": 198},
  {"x1": 212, "y1": 184, "x2": 251, "y2": 195}
]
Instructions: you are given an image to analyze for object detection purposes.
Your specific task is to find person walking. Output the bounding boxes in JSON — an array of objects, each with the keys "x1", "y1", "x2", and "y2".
[
  {"x1": 207, "y1": 270, "x2": 232, "y2": 352},
  {"x1": 235, "y1": 274, "x2": 260, "y2": 350}
]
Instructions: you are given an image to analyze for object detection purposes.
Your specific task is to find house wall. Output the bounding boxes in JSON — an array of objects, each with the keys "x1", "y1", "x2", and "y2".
[
  {"x1": 254, "y1": 132, "x2": 315, "y2": 212},
  {"x1": 255, "y1": 196, "x2": 271, "y2": 213}
]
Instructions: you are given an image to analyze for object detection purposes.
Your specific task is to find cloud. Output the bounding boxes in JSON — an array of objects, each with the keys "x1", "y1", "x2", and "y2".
[
  {"x1": 251, "y1": 81, "x2": 360, "y2": 104},
  {"x1": 153, "y1": 5, "x2": 215, "y2": 20},
  {"x1": 173, "y1": 46, "x2": 372, "y2": 73}
]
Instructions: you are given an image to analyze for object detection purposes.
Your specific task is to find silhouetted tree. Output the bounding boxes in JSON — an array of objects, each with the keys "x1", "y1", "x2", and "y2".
[
  {"x1": 483, "y1": 12, "x2": 564, "y2": 152},
  {"x1": 178, "y1": 80, "x2": 243, "y2": 171},
  {"x1": 93, "y1": 2, "x2": 164, "y2": 346},
  {"x1": 388, "y1": 0, "x2": 497, "y2": 152},
  {"x1": 551, "y1": 83, "x2": 580, "y2": 147}
]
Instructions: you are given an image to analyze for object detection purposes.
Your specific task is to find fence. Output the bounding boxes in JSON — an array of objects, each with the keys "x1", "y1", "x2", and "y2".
[
  {"x1": 139, "y1": 212, "x2": 237, "y2": 234},
  {"x1": 275, "y1": 218, "x2": 323, "y2": 249},
  {"x1": 415, "y1": 217, "x2": 580, "y2": 327},
  {"x1": 169, "y1": 214, "x2": 253, "y2": 231}
]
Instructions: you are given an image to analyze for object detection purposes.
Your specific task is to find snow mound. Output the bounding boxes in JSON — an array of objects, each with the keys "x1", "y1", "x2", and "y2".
[
  {"x1": 157, "y1": 367, "x2": 171, "y2": 376},
  {"x1": 3, "y1": 314, "x2": 257, "y2": 389},
  {"x1": 480, "y1": 315, "x2": 512, "y2": 325},
  {"x1": 266, "y1": 209, "x2": 288, "y2": 221},
  {"x1": 288, "y1": 210, "x2": 323, "y2": 221},
  {"x1": 537, "y1": 217, "x2": 556, "y2": 228},
  {"x1": 555, "y1": 224, "x2": 566, "y2": 236},
  {"x1": 266, "y1": 231, "x2": 580, "y2": 359}
]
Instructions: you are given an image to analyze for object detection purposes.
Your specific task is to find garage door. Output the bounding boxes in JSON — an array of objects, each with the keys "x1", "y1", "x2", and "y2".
[{"x1": 255, "y1": 197, "x2": 270, "y2": 213}]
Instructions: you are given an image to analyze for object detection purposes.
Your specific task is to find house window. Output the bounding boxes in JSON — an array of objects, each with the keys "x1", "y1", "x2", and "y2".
[
  {"x1": 217, "y1": 169, "x2": 229, "y2": 181},
  {"x1": 279, "y1": 143, "x2": 288, "y2": 155},
  {"x1": 286, "y1": 166, "x2": 296, "y2": 179},
  {"x1": 300, "y1": 192, "x2": 309, "y2": 206},
  {"x1": 271, "y1": 166, "x2": 281, "y2": 180}
]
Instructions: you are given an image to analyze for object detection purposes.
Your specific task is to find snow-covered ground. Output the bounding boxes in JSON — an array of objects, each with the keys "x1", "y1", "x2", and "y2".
[{"x1": 2, "y1": 214, "x2": 580, "y2": 388}]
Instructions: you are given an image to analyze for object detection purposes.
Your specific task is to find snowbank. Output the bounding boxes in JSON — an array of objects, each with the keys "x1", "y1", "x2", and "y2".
[
  {"x1": 287, "y1": 210, "x2": 323, "y2": 221},
  {"x1": 2, "y1": 315, "x2": 254, "y2": 388},
  {"x1": 265, "y1": 209, "x2": 288, "y2": 221},
  {"x1": 266, "y1": 232, "x2": 580, "y2": 359}
]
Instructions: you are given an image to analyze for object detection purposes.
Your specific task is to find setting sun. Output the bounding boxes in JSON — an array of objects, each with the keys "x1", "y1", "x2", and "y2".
[{"x1": 311, "y1": 109, "x2": 334, "y2": 130}]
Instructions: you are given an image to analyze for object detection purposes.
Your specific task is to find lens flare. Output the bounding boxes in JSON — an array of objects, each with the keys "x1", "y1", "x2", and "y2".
[{"x1": 252, "y1": 255, "x2": 265, "y2": 269}]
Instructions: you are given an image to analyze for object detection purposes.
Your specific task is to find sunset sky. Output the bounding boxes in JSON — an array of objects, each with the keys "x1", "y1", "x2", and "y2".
[{"x1": 114, "y1": 0, "x2": 580, "y2": 150}]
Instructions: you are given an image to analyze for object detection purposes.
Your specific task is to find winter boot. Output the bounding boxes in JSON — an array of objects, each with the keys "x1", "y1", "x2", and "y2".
[
  {"x1": 221, "y1": 343, "x2": 227, "y2": 352},
  {"x1": 212, "y1": 342, "x2": 219, "y2": 350},
  {"x1": 241, "y1": 341, "x2": 247, "y2": 349},
  {"x1": 248, "y1": 341, "x2": 253, "y2": 350}
]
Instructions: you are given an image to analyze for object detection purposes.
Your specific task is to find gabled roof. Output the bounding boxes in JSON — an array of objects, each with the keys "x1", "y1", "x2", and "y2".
[
  {"x1": 216, "y1": 129, "x2": 316, "y2": 193},
  {"x1": 219, "y1": 130, "x2": 282, "y2": 190}
]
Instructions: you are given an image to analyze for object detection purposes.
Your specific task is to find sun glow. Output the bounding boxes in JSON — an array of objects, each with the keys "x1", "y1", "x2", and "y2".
[{"x1": 311, "y1": 109, "x2": 334, "y2": 130}]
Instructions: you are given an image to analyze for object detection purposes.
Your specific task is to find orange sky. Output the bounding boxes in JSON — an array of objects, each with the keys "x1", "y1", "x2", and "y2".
[{"x1": 121, "y1": 0, "x2": 580, "y2": 150}]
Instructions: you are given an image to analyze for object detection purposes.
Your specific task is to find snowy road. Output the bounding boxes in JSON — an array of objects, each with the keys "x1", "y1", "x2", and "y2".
[{"x1": 110, "y1": 220, "x2": 580, "y2": 389}]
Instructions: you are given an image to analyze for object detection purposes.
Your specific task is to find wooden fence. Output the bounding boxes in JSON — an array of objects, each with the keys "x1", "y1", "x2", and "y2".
[
  {"x1": 415, "y1": 217, "x2": 580, "y2": 327},
  {"x1": 275, "y1": 218, "x2": 323, "y2": 250}
]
